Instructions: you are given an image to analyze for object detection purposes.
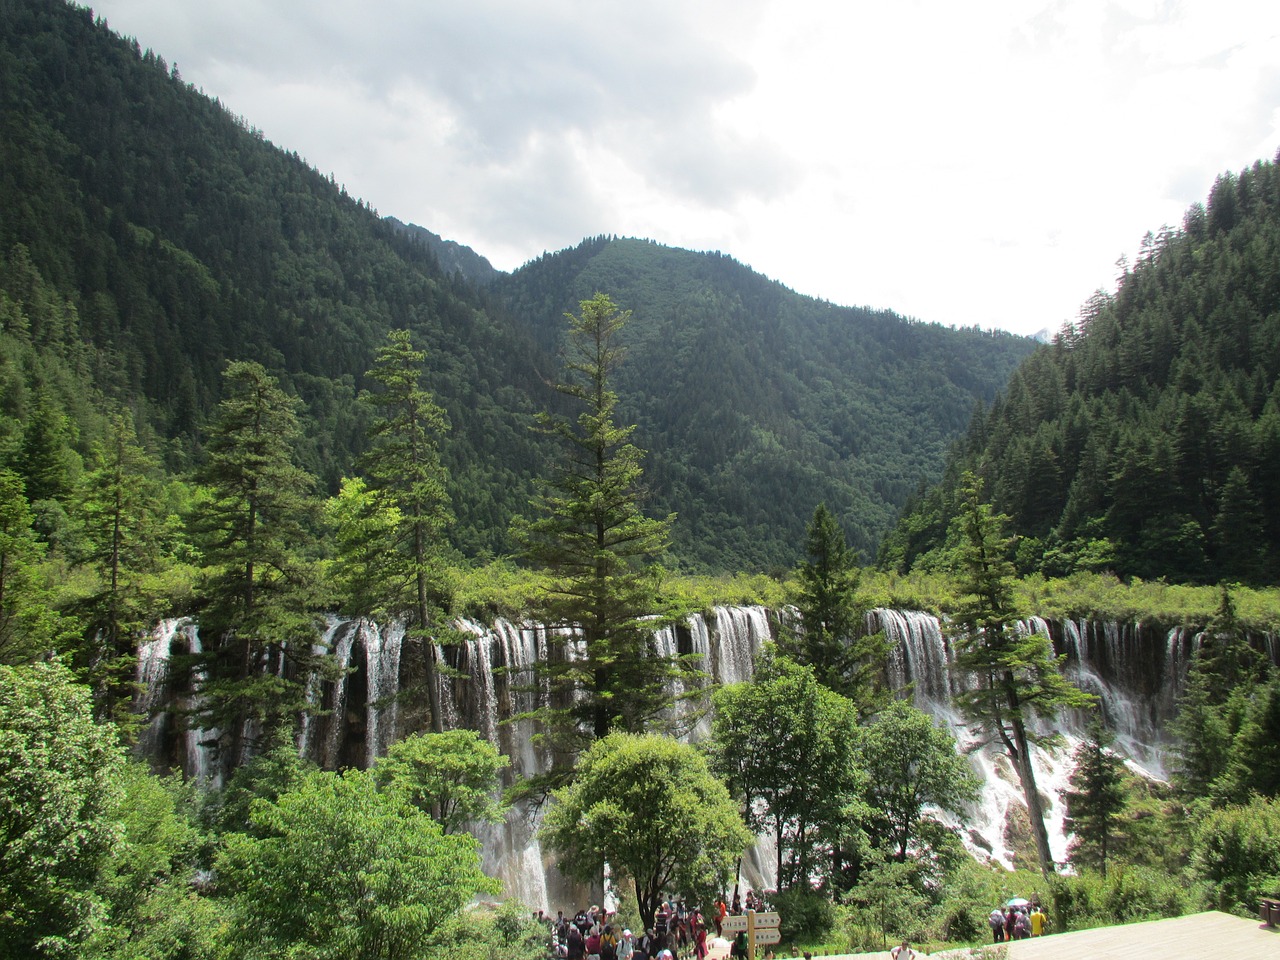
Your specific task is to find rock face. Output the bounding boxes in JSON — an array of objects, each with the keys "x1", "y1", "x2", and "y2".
[{"x1": 135, "y1": 607, "x2": 1278, "y2": 906}]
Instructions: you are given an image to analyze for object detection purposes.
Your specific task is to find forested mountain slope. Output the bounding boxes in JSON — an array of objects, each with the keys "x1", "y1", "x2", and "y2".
[
  {"x1": 880, "y1": 153, "x2": 1280, "y2": 584},
  {"x1": 1, "y1": 0, "x2": 1035, "y2": 571},
  {"x1": 495, "y1": 238, "x2": 1036, "y2": 568}
]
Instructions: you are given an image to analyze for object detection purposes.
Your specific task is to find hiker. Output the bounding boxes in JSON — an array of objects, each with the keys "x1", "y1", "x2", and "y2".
[
  {"x1": 1030, "y1": 904, "x2": 1048, "y2": 937},
  {"x1": 989, "y1": 906, "x2": 1005, "y2": 943},
  {"x1": 890, "y1": 942, "x2": 917, "y2": 960}
]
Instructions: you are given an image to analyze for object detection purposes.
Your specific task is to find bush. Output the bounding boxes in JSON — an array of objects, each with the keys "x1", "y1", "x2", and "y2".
[
  {"x1": 1191, "y1": 796, "x2": 1280, "y2": 916},
  {"x1": 772, "y1": 886, "x2": 835, "y2": 943},
  {"x1": 1048, "y1": 865, "x2": 1196, "y2": 931}
]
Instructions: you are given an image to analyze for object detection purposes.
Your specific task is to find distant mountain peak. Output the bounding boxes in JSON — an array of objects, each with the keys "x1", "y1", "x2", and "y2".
[{"x1": 385, "y1": 217, "x2": 500, "y2": 286}]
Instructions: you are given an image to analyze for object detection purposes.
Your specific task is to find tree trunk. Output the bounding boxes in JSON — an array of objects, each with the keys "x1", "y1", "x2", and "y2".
[{"x1": 1010, "y1": 714, "x2": 1053, "y2": 876}]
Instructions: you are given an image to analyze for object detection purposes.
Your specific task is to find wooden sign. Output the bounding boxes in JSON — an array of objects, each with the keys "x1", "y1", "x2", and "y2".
[{"x1": 753, "y1": 929, "x2": 782, "y2": 945}]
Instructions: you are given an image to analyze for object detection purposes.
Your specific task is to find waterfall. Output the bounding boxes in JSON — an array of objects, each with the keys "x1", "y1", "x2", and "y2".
[{"x1": 137, "y1": 604, "x2": 1280, "y2": 902}]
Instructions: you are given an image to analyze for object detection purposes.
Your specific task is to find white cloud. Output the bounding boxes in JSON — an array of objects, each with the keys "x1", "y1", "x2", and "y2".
[{"x1": 91, "y1": 0, "x2": 1280, "y2": 335}]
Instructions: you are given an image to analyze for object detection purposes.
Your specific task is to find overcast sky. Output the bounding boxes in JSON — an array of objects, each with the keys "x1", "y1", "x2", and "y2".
[{"x1": 88, "y1": 0, "x2": 1280, "y2": 337}]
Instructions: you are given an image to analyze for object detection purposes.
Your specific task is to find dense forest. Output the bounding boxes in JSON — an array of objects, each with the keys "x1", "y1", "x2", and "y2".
[
  {"x1": 0, "y1": 0, "x2": 1035, "y2": 574},
  {"x1": 879, "y1": 152, "x2": 1280, "y2": 585}
]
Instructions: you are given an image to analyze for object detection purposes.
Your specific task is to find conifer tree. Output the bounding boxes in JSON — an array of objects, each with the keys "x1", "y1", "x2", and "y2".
[
  {"x1": 950, "y1": 471, "x2": 1091, "y2": 876},
  {"x1": 72, "y1": 412, "x2": 172, "y2": 724},
  {"x1": 195, "y1": 361, "x2": 324, "y2": 764},
  {"x1": 1063, "y1": 719, "x2": 1127, "y2": 876},
  {"x1": 782, "y1": 502, "x2": 889, "y2": 716},
  {"x1": 512, "y1": 293, "x2": 681, "y2": 788},
  {"x1": 360, "y1": 329, "x2": 454, "y2": 733},
  {"x1": 0, "y1": 469, "x2": 79, "y2": 666}
]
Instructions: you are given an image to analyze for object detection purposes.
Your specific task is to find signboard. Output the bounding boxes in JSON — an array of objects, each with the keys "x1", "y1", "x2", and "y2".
[
  {"x1": 752, "y1": 913, "x2": 781, "y2": 930},
  {"x1": 720, "y1": 916, "x2": 749, "y2": 934},
  {"x1": 753, "y1": 930, "x2": 782, "y2": 946}
]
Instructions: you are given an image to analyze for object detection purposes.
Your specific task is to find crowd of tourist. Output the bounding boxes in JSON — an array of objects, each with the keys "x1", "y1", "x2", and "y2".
[
  {"x1": 540, "y1": 892, "x2": 774, "y2": 960},
  {"x1": 988, "y1": 899, "x2": 1048, "y2": 941}
]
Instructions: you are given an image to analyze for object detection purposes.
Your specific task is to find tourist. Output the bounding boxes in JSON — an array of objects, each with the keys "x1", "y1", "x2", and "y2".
[
  {"x1": 988, "y1": 906, "x2": 1005, "y2": 943},
  {"x1": 890, "y1": 942, "x2": 917, "y2": 960},
  {"x1": 619, "y1": 929, "x2": 636, "y2": 960},
  {"x1": 1030, "y1": 904, "x2": 1048, "y2": 937}
]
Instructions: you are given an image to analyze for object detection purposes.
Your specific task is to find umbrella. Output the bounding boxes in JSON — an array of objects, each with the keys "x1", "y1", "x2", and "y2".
[{"x1": 1006, "y1": 897, "x2": 1030, "y2": 908}]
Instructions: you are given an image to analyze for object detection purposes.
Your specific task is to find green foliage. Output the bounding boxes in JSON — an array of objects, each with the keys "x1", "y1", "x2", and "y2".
[
  {"x1": 769, "y1": 886, "x2": 835, "y2": 943},
  {"x1": 856, "y1": 699, "x2": 979, "y2": 863},
  {"x1": 217, "y1": 766, "x2": 497, "y2": 960},
  {"x1": 0, "y1": 467, "x2": 79, "y2": 664},
  {"x1": 206, "y1": 727, "x2": 317, "y2": 837},
  {"x1": 949, "y1": 471, "x2": 1092, "y2": 875},
  {"x1": 884, "y1": 152, "x2": 1280, "y2": 584},
  {"x1": 194, "y1": 361, "x2": 325, "y2": 758},
  {"x1": 1190, "y1": 796, "x2": 1280, "y2": 915},
  {"x1": 83, "y1": 762, "x2": 225, "y2": 960},
  {"x1": 1063, "y1": 720, "x2": 1128, "y2": 875},
  {"x1": 707, "y1": 649, "x2": 865, "y2": 890},
  {"x1": 1047, "y1": 865, "x2": 1198, "y2": 930},
  {"x1": 539, "y1": 732, "x2": 750, "y2": 931},
  {"x1": 372, "y1": 729, "x2": 510, "y2": 834},
  {"x1": 781, "y1": 503, "x2": 890, "y2": 715},
  {"x1": 0, "y1": 660, "x2": 125, "y2": 957},
  {"x1": 513, "y1": 294, "x2": 686, "y2": 778},
  {"x1": 424, "y1": 900, "x2": 549, "y2": 960}
]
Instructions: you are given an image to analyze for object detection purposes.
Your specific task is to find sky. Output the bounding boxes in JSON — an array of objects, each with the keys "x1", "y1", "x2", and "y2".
[{"x1": 87, "y1": 0, "x2": 1280, "y2": 338}]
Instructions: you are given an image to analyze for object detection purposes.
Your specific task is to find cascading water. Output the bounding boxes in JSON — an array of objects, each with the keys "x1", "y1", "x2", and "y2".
[{"x1": 137, "y1": 604, "x2": 1276, "y2": 903}]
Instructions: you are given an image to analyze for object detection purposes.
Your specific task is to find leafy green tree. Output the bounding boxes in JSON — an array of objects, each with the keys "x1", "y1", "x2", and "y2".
[
  {"x1": 83, "y1": 762, "x2": 224, "y2": 960},
  {"x1": 512, "y1": 294, "x2": 681, "y2": 783},
  {"x1": 0, "y1": 469, "x2": 78, "y2": 665},
  {"x1": 1063, "y1": 719, "x2": 1128, "y2": 876},
  {"x1": 1191, "y1": 795, "x2": 1280, "y2": 916},
  {"x1": 208, "y1": 725, "x2": 318, "y2": 837},
  {"x1": 0, "y1": 660, "x2": 125, "y2": 957},
  {"x1": 72, "y1": 412, "x2": 173, "y2": 723},
  {"x1": 856, "y1": 698, "x2": 978, "y2": 863},
  {"x1": 540, "y1": 731, "x2": 750, "y2": 932},
  {"x1": 372, "y1": 729, "x2": 510, "y2": 834},
  {"x1": 708, "y1": 648, "x2": 865, "y2": 889},
  {"x1": 361, "y1": 329, "x2": 454, "y2": 732},
  {"x1": 217, "y1": 767, "x2": 497, "y2": 960},
  {"x1": 782, "y1": 503, "x2": 890, "y2": 715},
  {"x1": 949, "y1": 471, "x2": 1092, "y2": 876},
  {"x1": 195, "y1": 360, "x2": 325, "y2": 763}
]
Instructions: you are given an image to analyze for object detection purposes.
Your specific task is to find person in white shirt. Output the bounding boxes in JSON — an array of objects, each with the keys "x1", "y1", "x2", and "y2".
[{"x1": 890, "y1": 942, "x2": 916, "y2": 960}]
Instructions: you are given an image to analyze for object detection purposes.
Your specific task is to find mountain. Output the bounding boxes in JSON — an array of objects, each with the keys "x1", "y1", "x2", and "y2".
[
  {"x1": 0, "y1": 0, "x2": 1036, "y2": 572},
  {"x1": 385, "y1": 217, "x2": 500, "y2": 287},
  {"x1": 879, "y1": 153, "x2": 1280, "y2": 584},
  {"x1": 494, "y1": 237, "x2": 1036, "y2": 568}
]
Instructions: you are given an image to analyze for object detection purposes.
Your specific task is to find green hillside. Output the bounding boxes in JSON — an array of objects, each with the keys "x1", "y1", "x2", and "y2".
[
  {"x1": 880, "y1": 154, "x2": 1280, "y2": 584},
  {"x1": 497, "y1": 237, "x2": 1035, "y2": 568},
  {"x1": 0, "y1": 0, "x2": 1034, "y2": 573}
]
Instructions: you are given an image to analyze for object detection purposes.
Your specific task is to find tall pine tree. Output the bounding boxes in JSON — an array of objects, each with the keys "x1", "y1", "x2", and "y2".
[
  {"x1": 360, "y1": 329, "x2": 454, "y2": 733},
  {"x1": 950, "y1": 471, "x2": 1092, "y2": 876},
  {"x1": 781, "y1": 502, "x2": 888, "y2": 716},
  {"x1": 195, "y1": 361, "x2": 325, "y2": 766},
  {"x1": 512, "y1": 293, "x2": 682, "y2": 790}
]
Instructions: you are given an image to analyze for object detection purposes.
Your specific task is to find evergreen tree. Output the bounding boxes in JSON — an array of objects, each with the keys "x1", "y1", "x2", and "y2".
[
  {"x1": 360, "y1": 329, "x2": 454, "y2": 733},
  {"x1": 195, "y1": 361, "x2": 324, "y2": 765},
  {"x1": 1063, "y1": 719, "x2": 1127, "y2": 876},
  {"x1": 782, "y1": 502, "x2": 889, "y2": 716},
  {"x1": 0, "y1": 469, "x2": 78, "y2": 665},
  {"x1": 512, "y1": 293, "x2": 681, "y2": 789},
  {"x1": 949, "y1": 471, "x2": 1092, "y2": 876},
  {"x1": 72, "y1": 412, "x2": 171, "y2": 724}
]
